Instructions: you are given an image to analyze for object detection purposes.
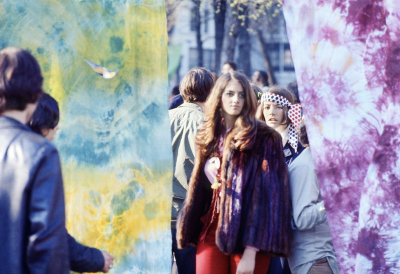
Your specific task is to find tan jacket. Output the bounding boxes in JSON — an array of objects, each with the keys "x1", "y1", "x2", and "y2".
[{"x1": 169, "y1": 102, "x2": 204, "y2": 229}]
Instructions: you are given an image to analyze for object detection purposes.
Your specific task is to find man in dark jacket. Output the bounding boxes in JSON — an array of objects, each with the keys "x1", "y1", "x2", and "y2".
[{"x1": 0, "y1": 47, "x2": 69, "y2": 273}]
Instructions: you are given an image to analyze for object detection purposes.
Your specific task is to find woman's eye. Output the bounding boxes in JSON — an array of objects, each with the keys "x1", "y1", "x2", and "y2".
[
  {"x1": 239, "y1": 93, "x2": 245, "y2": 98},
  {"x1": 277, "y1": 105, "x2": 283, "y2": 109}
]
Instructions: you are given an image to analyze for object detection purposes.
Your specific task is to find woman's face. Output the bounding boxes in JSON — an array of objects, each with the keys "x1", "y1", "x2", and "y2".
[
  {"x1": 263, "y1": 102, "x2": 287, "y2": 133},
  {"x1": 221, "y1": 80, "x2": 245, "y2": 120},
  {"x1": 41, "y1": 124, "x2": 60, "y2": 142}
]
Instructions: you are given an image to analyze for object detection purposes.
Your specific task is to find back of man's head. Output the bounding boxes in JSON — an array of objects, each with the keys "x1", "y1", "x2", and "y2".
[
  {"x1": 0, "y1": 47, "x2": 43, "y2": 113},
  {"x1": 180, "y1": 68, "x2": 214, "y2": 103}
]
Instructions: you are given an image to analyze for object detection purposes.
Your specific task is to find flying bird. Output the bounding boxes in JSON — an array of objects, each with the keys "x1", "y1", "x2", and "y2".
[{"x1": 84, "y1": 59, "x2": 118, "y2": 79}]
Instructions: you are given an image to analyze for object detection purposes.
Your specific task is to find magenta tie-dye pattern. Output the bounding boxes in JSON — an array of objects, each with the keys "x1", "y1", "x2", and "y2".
[{"x1": 283, "y1": 0, "x2": 400, "y2": 272}]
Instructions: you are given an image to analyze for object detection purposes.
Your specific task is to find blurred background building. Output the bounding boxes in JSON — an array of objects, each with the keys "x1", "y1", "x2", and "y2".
[{"x1": 167, "y1": 0, "x2": 295, "y2": 91}]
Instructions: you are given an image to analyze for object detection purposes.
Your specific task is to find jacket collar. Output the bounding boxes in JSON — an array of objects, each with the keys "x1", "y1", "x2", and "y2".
[
  {"x1": 178, "y1": 102, "x2": 204, "y2": 112},
  {"x1": 0, "y1": 115, "x2": 32, "y2": 132}
]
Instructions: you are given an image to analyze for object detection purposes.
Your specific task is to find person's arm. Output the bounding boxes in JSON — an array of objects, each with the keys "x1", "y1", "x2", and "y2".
[
  {"x1": 27, "y1": 144, "x2": 69, "y2": 274},
  {"x1": 68, "y1": 234, "x2": 108, "y2": 273},
  {"x1": 289, "y1": 149, "x2": 327, "y2": 231}
]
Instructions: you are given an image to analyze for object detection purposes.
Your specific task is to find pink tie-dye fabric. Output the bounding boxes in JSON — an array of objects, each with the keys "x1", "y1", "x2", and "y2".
[{"x1": 283, "y1": 0, "x2": 400, "y2": 273}]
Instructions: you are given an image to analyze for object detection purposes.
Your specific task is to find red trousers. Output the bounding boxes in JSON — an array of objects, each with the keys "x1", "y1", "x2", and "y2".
[{"x1": 196, "y1": 223, "x2": 270, "y2": 274}]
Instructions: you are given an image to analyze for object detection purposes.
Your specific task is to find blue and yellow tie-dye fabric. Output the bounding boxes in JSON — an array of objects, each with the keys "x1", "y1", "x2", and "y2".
[{"x1": 0, "y1": 0, "x2": 171, "y2": 272}]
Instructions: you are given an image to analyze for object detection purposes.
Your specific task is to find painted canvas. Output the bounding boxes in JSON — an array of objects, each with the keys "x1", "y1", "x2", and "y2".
[
  {"x1": 0, "y1": 0, "x2": 172, "y2": 273},
  {"x1": 283, "y1": 0, "x2": 400, "y2": 273}
]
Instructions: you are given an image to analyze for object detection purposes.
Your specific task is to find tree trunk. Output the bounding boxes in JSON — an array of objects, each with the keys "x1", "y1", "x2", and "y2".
[
  {"x1": 193, "y1": 0, "x2": 203, "y2": 67},
  {"x1": 238, "y1": 14, "x2": 251, "y2": 76},
  {"x1": 256, "y1": 29, "x2": 277, "y2": 85},
  {"x1": 213, "y1": 0, "x2": 226, "y2": 73},
  {"x1": 222, "y1": 0, "x2": 240, "y2": 63}
]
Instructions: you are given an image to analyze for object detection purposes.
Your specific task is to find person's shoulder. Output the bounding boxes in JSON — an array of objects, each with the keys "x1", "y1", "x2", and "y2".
[
  {"x1": 290, "y1": 147, "x2": 314, "y2": 168},
  {"x1": 14, "y1": 129, "x2": 57, "y2": 159},
  {"x1": 169, "y1": 103, "x2": 204, "y2": 120}
]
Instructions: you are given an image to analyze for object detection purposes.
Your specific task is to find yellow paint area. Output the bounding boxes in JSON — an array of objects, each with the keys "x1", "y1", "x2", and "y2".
[{"x1": 64, "y1": 162, "x2": 171, "y2": 262}]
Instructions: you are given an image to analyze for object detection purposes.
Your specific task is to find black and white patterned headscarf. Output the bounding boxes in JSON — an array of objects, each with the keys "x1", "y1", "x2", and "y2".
[{"x1": 261, "y1": 93, "x2": 302, "y2": 152}]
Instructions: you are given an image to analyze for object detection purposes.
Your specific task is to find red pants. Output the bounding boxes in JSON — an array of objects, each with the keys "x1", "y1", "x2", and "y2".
[{"x1": 196, "y1": 224, "x2": 270, "y2": 274}]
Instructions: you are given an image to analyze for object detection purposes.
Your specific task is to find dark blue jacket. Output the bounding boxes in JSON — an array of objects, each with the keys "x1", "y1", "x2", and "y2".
[
  {"x1": 283, "y1": 141, "x2": 306, "y2": 166},
  {"x1": 169, "y1": 94, "x2": 183, "y2": 110},
  {"x1": 0, "y1": 116, "x2": 69, "y2": 273},
  {"x1": 68, "y1": 234, "x2": 104, "y2": 273}
]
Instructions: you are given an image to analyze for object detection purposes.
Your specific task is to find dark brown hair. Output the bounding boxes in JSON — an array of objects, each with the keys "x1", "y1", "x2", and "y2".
[
  {"x1": 255, "y1": 70, "x2": 269, "y2": 87},
  {"x1": 195, "y1": 71, "x2": 258, "y2": 156},
  {"x1": 256, "y1": 85, "x2": 294, "y2": 126},
  {"x1": 180, "y1": 67, "x2": 214, "y2": 103},
  {"x1": 223, "y1": 61, "x2": 237, "y2": 71},
  {"x1": 29, "y1": 93, "x2": 59, "y2": 134},
  {"x1": 287, "y1": 80, "x2": 300, "y2": 103},
  {"x1": 0, "y1": 47, "x2": 43, "y2": 113}
]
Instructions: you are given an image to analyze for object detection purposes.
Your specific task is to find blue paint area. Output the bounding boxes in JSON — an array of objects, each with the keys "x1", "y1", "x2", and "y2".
[
  {"x1": 111, "y1": 181, "x2": 143, "y2": 216},
  {"x1": 144, "y1": 201, "x2": 159, "y2": 221},
  {"x1": 110, "y1": 36, "x2": 124, "y2": 53},
  {"x1": 115, "y1": 231, "x2": 172, "y2": 273}
]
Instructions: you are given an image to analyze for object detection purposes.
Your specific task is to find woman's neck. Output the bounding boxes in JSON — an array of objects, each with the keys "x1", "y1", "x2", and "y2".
[
  {"x1": 275, "y1": 124, "x2": 288, "y2": 134},
  {"x1": 279, "y1": 126, "x2": 290, "y2": 147},
  {"x1": 223, "y1": 113, "x2": 237, "y2": 130}
]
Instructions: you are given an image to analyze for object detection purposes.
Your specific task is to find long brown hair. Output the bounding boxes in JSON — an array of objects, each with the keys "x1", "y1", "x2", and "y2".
[{"x1": 196, "y1": 71, "x2": 258, "y2": 156}]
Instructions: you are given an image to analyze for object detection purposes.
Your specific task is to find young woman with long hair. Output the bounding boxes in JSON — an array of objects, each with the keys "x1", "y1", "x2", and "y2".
[
  {"x1": 177, "y1": 72, "x2": 292, "y2": 274},
  {"x1": 257, "y1": 86, "x2": 339, "y2": 274}
]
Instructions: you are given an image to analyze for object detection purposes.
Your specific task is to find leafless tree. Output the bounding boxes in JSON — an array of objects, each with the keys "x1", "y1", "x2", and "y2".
[
  {"x1": 248, "y1": 0, "x2": 282, "y2": 84},
  {"x1": 165, "y1": 0, "x2": 185, "y2": 43},
  {"x1": 213, "y1": 0, "x2": 227, "y2": 73}
]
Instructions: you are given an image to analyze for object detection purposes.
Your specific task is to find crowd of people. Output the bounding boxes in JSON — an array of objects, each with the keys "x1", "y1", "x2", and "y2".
[
  {"x1": 0, "y1": 45, "x2": 338, "y2": 274},
  {"x1": 169, "y1": 63, "x2": 339, "y2": 274}
]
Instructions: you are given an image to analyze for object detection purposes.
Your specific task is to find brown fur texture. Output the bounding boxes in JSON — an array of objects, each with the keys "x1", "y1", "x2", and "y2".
[{"x1": 177, "y1": 120, "x2": 292, "y2": 256}]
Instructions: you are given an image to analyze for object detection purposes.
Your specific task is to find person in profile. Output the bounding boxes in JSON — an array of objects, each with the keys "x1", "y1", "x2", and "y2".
[
  {"x1": 221, "y1": 61, "x2": 237, "y2": 75},
  {"x1": 0, "y1": 46, "x2": 69, "y2": 273},
  {"x1": 252, "y1": 70, "x2": 270, "y2": 92},
  {"x1": 29, "y1": 93, "x2": 115, "y2": 273}
]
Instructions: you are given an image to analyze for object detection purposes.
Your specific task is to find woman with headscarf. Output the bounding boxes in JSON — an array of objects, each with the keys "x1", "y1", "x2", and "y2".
[{"x1": 257, "y1": 86, "x2": 339, "y2": 274}]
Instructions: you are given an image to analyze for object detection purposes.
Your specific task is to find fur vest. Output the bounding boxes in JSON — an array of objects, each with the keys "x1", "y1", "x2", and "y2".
[{"x1": 177, "y1": 121, "x2": 292, "y2": 256}]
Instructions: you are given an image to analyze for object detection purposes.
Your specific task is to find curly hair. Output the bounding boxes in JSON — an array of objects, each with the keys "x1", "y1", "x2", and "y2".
[{"x1": 195, "y1": 71, "x2": 258, "y2": 156}]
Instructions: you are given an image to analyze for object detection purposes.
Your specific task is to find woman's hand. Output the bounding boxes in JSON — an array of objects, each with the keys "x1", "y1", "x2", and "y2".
[{"x1": 236, "y1": 248, "x2": 257, "y2": 274}]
